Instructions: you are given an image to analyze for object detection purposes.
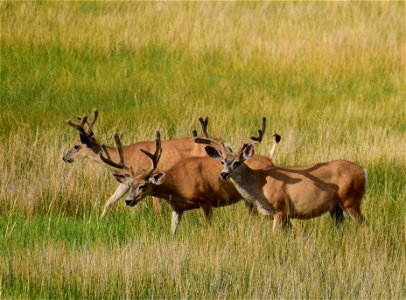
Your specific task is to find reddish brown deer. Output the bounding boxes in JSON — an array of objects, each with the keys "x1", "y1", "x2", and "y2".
[
  {"x1": 63, "y1": 110, "x2": 218, "y2": 218},
  {"x1": 63, "y1": 111, "x2": 278, "y2": 219},
  {"x1": 197, "y1": 136, "x2": 367, "y2": 232},
  {"x1": 104, "y1": 126, "x2": 281, "y2": 235}
]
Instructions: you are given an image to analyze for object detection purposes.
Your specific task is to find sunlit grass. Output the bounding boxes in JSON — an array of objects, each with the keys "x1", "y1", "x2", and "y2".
[{"x1": 1, "y1": 1, "x2": 405, "y2": 298}]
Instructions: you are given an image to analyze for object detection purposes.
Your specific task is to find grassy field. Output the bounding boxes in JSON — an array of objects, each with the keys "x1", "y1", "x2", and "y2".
[{"x1": 1, "y1": 1, "x2": 405, "y2": 298}]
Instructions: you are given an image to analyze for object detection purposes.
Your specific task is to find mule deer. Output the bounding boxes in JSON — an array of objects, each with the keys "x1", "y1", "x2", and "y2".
[
  {"x1": 197, "y1": 135, "x2": 367, "y2": 232},
  {"x1": 115, "y1": 123, "x2": 280, "y2": 235},
  {"x1": 63, "y1": 111, "x2": 276, "y2": 219},
  {"x1": 63, "y1": 110, "x2": 209, "y2": 217}
]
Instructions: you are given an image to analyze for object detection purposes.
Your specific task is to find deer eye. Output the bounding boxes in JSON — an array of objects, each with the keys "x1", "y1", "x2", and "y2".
[
  {"x1": 221, "y1": 161, "x2": 224, "y2": 165},
  {"x1": 234, "y1": 161, "x2": 241, "y2": 167},
  {"x1": 74, "y1": 145, "x2": 80, "y2": 150}
]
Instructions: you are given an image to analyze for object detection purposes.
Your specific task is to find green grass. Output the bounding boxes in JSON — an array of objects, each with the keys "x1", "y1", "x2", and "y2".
[{"x1": 1, "y1": 1, "x2": 405, "y2": 298}]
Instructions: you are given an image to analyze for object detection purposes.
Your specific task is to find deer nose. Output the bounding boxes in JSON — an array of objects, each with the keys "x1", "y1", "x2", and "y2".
[
  {"x1": 62, "y1": 156, "x2": 73, "y2": 163},
  {"x1": 125, "y1": 199, "x2": 137, "y2": 207},
  {"x1": 220, "y1": 172, "x2": 229, "y2": 180}
]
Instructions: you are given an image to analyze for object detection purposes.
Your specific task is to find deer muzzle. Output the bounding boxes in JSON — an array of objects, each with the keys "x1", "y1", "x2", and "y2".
[
  {"x1": 62, "y1": 155, "x2": 73, "y2": 163},
  {"x1": 220, "y1": 172, "x2": 230, "y2": 180}
]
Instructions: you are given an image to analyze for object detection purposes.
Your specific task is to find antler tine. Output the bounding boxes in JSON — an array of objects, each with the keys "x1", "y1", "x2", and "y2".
[
  {"x1": 139, "y1": 131, "x2": 162, "y2": 173},
  {"x1": 76, "y1": 109, "x2": 98, "y2": 135},
  {"x1": 113, "y1": 133, "x2": 125, "y2": 167},
  {"x1": 99, "y1": 132, "x2": 129, "y2": 171},
  {"x1": 250, "y1": 116, "x2": 266, "y2": 143},
  {"x1": 86, "y1": 109, "x2": 99, "y2": 135},
  {"x1": 192, "y1": 127, "x2": 230, "y2": 154},
  {"x1": 198, "y1": 116, "x2": 209, "y2": 138},
  {"x1": 192, "y1": 129, "x2": 211, "y2": 145},
  {"x1": 65, "y1": 115, "x2": 88, "y2": 135}
]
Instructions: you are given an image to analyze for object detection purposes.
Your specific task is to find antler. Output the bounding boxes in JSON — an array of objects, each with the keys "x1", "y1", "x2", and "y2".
[
  {"x1": 198, "y1": 116, "x2": 209, "y2": 138},
  {"x1": 193, "y1": 116, "x2": 268, "y2": 154},
  {"x1": 99, "y1": 133, "x2": 129, "y2": 171},
  {"x1": 139, "y1": 131, "x2": 162, "y2": 175},
  {"x1": 66, "y1": 108, "x2": 98, "y2": 136},
  {"x1": 66, "y1": 115, "x2": 88, "y2": 135},
  {"x1": 250, "y1": 116, "x2": 266, "y2": 143},
  {"x1": 76, "y1": 109, "x2": 98, "y2": 135},
  {"x1": 192, "y1": 127, "x2": 230, "y2": 155}
]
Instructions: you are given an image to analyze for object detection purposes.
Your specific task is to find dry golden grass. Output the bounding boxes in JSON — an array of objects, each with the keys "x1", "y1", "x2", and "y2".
[{"x1": 1, "y1": 1, "x2": 405, "y2": 298}]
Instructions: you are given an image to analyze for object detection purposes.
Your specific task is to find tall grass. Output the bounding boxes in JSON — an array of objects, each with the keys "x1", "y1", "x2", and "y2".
[{"x1": 1, "y1": 1, "x2": 405, "y2": 298}]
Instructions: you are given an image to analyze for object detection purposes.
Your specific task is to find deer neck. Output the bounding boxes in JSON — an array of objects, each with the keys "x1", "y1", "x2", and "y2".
[
  {"x1": 229, "y1": 164, "x2": 258, "y2": 205},
  {"x1": 149, "y1": 174, "x2": 180, "y2": 201}
]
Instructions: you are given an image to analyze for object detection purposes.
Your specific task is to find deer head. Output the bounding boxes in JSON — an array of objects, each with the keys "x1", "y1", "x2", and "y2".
[
  {"x1": 194, "y1": 116, "x2": 279, "y2": 180},
  {"x1": 125, "y1": 132, "x2": 164, "y2": 206},
  {"x1": 98, "y1": 131, "x2": 163, "y2": 207},
  {"x1": 125, "y1": 117, "x2": 212, "y2": 206},
  {"x1": 63, "y1": 109, "x2": 101, "y2": 163}
]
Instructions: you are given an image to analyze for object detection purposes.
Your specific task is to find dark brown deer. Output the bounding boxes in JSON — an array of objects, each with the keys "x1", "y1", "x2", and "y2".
[{"x1": 198, "y1": 135, "x2": 368, "y2": 232}]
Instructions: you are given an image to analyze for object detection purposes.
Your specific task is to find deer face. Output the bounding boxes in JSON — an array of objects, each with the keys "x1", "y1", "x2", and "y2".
[
  {"x1": 62, "y1": 134, "x2": 101, "y2": 163},
  {"x1": 64, "y1": 109, "x2": 100, "y2": 163},
  {"x1": 205, "y1": 144, "x2": 255, "y2": 180},
  {"x1": 125, "y1": 173, "x2": 166, "y2": 206}
]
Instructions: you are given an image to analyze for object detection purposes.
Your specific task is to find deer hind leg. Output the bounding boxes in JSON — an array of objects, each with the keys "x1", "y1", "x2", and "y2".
[
  {"x1": 100, "y1": 183, "x2": 130, "y2": 219},
  {"x1": 282, "y1": 217, "x2": 293, "y2": 232},
  {"x1": 152, "y1": 197, "x2": 162, "y2": 215},
  {"x1": 344, "y1": 203, "x2": 366, "y2": 225},
  {"x1": 330, "y1": 205, "x2": 345, "y2": 225}
]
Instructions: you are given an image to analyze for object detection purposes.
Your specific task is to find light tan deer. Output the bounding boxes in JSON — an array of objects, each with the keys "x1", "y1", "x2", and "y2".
[
  {"x1": 105, "y1": 124, "x2": 280, "y2": 235},
  {"x1": 197, "y1": 136, "x2": 367, "y2": 232}
]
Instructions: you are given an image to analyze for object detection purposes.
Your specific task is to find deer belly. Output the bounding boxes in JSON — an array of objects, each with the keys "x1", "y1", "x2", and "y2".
[{"x1": 288, "y1": 190, "x2": 336, "y2": 219}]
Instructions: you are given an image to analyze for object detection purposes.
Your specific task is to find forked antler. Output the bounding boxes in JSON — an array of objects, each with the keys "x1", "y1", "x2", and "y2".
[
  {"x1": 139, "y1": 131, "x2": 162, "y2": 175},
  {"x1": 66, "y1": 108, "x2": 98, "y2": 136},
  {"x1": 76, "y1": 109, "x2": 98, "y2": 135},
  {"x1": 99, "y1": 133, "x2": 129, "y2": 171},
  {"x1": 193, "y1": 116, "x2": 267, "y2": 154},
  {"x1": 250, "y1": 116, "x2": 266, "y2": 143},
  {"x1": 192, "y1": 128, "x2": 230, "y2": 155},
  {"x1": 198, "y1": 116, "x2": 209, "y2": 138},
  {"x1": 100, "y1": 131, "x2": 162, "y2": 178},
  {"x1": 193, "y1": 116, "x2": 223, "y2": 150}
]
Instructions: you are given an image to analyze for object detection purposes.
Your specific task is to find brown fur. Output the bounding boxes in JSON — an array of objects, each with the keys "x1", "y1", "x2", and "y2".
[
  {"x1": 126, "y1": 154, "x2": 275, "y2": 235},
  {"x1": 207, "y1": 143, "x2": 367, "y2": 232},
  {"x1": 63, "y1": 136, "x2": 214, "y2": 217}
]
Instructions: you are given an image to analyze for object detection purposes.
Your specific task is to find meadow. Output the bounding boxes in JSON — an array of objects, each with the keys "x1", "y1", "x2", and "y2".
[{"x1": 1, "y1": 1, "x2": 405, "y2": 298}]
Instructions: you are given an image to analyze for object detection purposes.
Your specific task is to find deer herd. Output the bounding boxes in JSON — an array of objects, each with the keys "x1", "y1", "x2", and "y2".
[{"x1": 63, "y1": 109, "x2": 367, "y2": 235}]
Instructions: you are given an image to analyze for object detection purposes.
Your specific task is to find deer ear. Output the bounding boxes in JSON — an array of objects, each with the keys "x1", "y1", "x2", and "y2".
[
  {"x1": 112, "y1": 173, "x2": 130, "y2": 183},
  {"x1": 79, "y1": 134, "x2": 91, "y2": 146},
  {"x1": 205, "y1": 146, "x2": 222, "y2": 159},
  {"x1": 242, "y1": 144, "x2": 255, "y2": 160},
  {"x1": 149, "y1": 172, "x2": 166, "y2": 185}
]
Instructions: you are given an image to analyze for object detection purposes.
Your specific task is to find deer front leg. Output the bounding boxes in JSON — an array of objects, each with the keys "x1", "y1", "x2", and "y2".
[
  {"x1": 199, "y1": 201, "x2": 213, "y2": 224},
  {"x1": 272, "y1": 212, "x2": 291, "y2": 233},
  {"x1": 152, "y1": 197, "x2": 162, "y2": 215},
  {"x1": 244, "y1": 201, "x2": 256, "y2": 215},
  {"x1": 171, "y1": 209, "x2": 183, "y2": 236},
  {"x1": 100, "y1": 183, "x2": 130, "y2": 219}
]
